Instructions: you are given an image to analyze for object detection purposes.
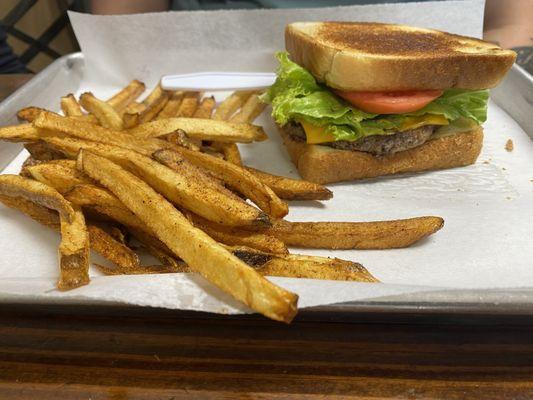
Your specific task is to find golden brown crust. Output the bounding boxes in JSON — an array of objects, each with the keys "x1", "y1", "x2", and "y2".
[
  {"x1": 286, "y1": 22, "x2": 516, "y2": 91},
  {"x1": 279, "y1": 125, "x2": 484, "y2": 184}
]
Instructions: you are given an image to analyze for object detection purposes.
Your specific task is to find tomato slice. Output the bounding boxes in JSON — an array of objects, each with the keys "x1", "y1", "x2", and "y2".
[{"x1": 333, "y1": 89, "x2": 443, "y2": 114}]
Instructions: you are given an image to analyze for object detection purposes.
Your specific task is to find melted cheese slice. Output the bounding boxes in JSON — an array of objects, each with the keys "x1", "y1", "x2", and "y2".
[{"x1": 300, "y1": 114, "x2": 449, "y2": 144}]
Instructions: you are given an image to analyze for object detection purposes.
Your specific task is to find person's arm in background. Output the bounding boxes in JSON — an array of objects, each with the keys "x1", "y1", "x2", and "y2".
[
  {"x1": 90, "y1": 0, "x2": 169, "y2": 15},
  {"x1": 484, "y1": 0, "x2": 532, "y2": 73}
]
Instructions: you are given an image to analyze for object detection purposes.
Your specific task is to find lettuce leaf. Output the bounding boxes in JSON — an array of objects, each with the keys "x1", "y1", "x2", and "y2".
[{"x1": 261, "y1": 52, "x2": 489, "y2": 142}]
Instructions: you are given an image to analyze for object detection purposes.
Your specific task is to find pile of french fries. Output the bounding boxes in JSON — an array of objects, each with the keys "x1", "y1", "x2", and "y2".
[{"x1": 0, "y1": 81, "x2": 444, "y2": 322}]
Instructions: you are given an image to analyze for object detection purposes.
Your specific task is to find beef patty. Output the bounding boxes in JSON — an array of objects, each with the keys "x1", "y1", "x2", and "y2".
[{"x1": 286, "y1": 122, "x2": 437, "y2": 156}]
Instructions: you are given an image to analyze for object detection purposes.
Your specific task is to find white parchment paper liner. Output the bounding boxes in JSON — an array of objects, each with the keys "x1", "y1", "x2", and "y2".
[{"x1": 1, "y1": 0, "x2": 533, "y2": 315}]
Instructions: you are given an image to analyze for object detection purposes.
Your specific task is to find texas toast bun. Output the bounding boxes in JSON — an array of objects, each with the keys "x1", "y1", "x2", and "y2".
[
  {"x1": 278, "y1": 125, "x2": 483, "y2": 184},
  {"x1": 286, "y1": 22, "x2": 516, "y2": 91}
]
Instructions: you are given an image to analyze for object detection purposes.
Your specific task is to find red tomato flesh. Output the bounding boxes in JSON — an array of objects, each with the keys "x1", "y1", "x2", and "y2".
[{"x1": 333, "y1": 89, "x2": 443, "y2": 114}]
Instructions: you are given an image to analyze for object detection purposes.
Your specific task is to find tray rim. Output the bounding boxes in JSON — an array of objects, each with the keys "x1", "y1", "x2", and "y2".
[{"x1": 1, "y1": 52, "x2": 532, "y2": 319}]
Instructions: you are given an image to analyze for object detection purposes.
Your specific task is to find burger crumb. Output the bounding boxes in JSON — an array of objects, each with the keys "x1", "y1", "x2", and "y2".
[
  {"x1": 483, "y1": 160, "x2": 490, "y2": 164},
  {"x1": 505, "y1": 139, "x2": 514, "y2": 152}
]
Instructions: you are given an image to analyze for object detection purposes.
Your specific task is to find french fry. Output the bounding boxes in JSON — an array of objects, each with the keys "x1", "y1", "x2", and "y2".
[
  {"x1": 193, "y1": 96, "x2": 216, "y2": 119},
  {"x1": 123, "y1": 84, "x2": 170, "y2": 128},
  {"x1": 33, "y1": 111, "x2": 177, "y2": 156},
  {"x1": 65, "y1": 184, "x2": 148, "y2": 234},
  {"x1": 96, "y1": 263, "x2": 187, "y2": 275},
  {"x1": 25, "y1": 142, "x2": 67, "y2": 161},
  {"x1": 77, "y1": 150, "x2": 298, "y2": 322},
  {"x1": 23, "y1": 159, "x2": 93, "y2": 194},
  {"x1": 269, "y1": 217, "x2": 445, "y2": 249},
  {"x1": 44, "y1": 137, "x2": 268, "y2": 227},
  {"x1": 229, "y1": 247, "x2": 378, "y2": 282},
  {"x1": 213, "y1": 90, "x2": 255, "y2": 120},
  {"x1": 186, "y1": 212, "x2": 288, "y2": 254},
  {"x1": 211, "y1": 142, "x2": 242, "y2": 165},
  {"x1": 0, "y1": 193, "x2": 60, "y2": 229},
  {"x1": 60, "y1": 94, "x2": 83, "y2": 116},
  {"x1": 229, "y1": 93, "x2": 266, "y2": 123},
  {"x1": 17, "y1": 106, "x2": 47, "y2": 122},
  {"x1": 0, "y1": 123, "x2": 40, "y2": 142},
  {"x1": 87, "y1": 224, "x2": 141, "y2": 272},
  {"x1": 155, "y1": 148, "x2": 288, "y2": 219},
  {"x1": 245, "y1": 167, "x2": 333, "y2": 201},
  {"x1": 124, "y1": 102, "x2": 145, "y2": 114},
  {"x1": 0, "y1": 179, "x2": 89, "y2": 290},
  {"x1": 127, "y1": 117, "x2": 267, "y2": 143},
  {"x1": 80, "y1": 92, "x2": 124, "y2": 130},
  {"x1": 20, "y1": 156, "x2": 43, "y2": 176},
  {"x1": 127, "y1": 227, "x2": 183, "y2": 269},
  {"x1": 176, "y1": 91, "x2": 200, "y2": 117},
  {"x1": 142, "y1": 84, "x2": 165, "y2": 106},
  {"x1": 0, "y1": 175, "x2": 75, "y2": 222},
  {"x1": 97, "y1": 241, "x2": 377, "y2": 283},
  {"x1": 156, "y1": 91, "x2": 183, "y2": 119},
  {"x1": 165, "y1": 130, "x2": 201, "y2": 151},
  {"x1": 107, "y1": 79, "x2": 146, "y2": 111},
  {"x1": 57, "y1": 205, "x2": 90, "y2": 290}
]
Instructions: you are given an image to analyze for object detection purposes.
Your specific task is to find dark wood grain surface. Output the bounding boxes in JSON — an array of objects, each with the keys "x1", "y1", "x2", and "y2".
[{"x1": 1, "y1": 74, "x2": 533, "y2": 400}]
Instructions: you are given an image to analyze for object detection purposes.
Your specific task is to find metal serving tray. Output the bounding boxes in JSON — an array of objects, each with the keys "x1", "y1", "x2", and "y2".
[{"x1": 1, "y1": 53, "x2": 532, "y2": 318}]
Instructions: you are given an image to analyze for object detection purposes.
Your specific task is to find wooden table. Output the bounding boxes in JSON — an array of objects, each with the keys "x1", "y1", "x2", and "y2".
[{"x1": 1, "y1": 74, "x2": 533, "y2": 399}]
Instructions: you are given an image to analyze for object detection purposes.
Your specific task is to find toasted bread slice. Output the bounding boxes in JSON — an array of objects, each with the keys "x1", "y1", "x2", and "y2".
[
  {"x1": 286, "y1": 22, "x2": 516, "y2": 91},
  {"x1": 278, "y1": 124, "x2": 483, "y2": 184}
]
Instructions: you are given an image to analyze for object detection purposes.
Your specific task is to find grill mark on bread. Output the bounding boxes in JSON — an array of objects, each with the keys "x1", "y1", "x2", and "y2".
[{"x1": 317, "y1": 22, "x2": 502, "y2": 56}]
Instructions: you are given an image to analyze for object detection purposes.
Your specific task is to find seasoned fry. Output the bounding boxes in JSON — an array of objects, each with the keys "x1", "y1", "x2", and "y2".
[
  {"x1": 213, "y1": 90, "x2": 255, "y2": 120},
  {"x1": 0, "y1": 123, "x2": 40, "y2": 142},
  {"x1": 60, "y1": 94, "x2": 83, "y2": 116},
  {"x1": 17, "y1": 106, "x2": 47, "y2": 122},
  {"x1": 46, "y1": 137, "x2": 267, "y2": 227},
  {"x1": 186, "y1": 212, "x2": 288, "y2": 254},
  {"x1": 87, "y1": 224, "x2": 140, "y2": 271},
  {"x1": 193, "y1": 96, "x2": 216, "y2": 119},
  {"x1": 33, "y1": 111, "x2": 177, "y2": 156},
  {"x1": 107, "y1": 79, "x2": 146, "y2": 111},
  {"x1": 99, "y1": 241, "x2": 376, "y2": 282},
  {"x1": 229, "y1": 93, "x2": 266, "y2": 123},
  {"x1": 0, "y1": 193, "x2": 60, "y2": 229},
  {"x1": 57, "y1": 205, "x2": 90, "y2": 290},
  {"x1": 123, "y1": 84, "x2": 170, "y2": 128},
  {"x1": 176, "y1": 91, "x2": 200, "y2": 117},
  {"x1": 0, "y1": 193, "x2": 141, "y2": 272},
  {"x1": 0, "y1": 183, "x2": 89, "y2": 290},
  {"x1": 245, "y1": 167, "x2": 333, "y2": 201},
  {"x1": 20, "y1": 156, "x2": 43, "y2": 176},
  {"x1": 127, "y1": 117, "x2": 267, "y2": 143},
  {"x1": 142, "y1": 84, "x2": 165, "y2": 106},
  {"x1": 80, "y1": 92, "x2": 124, "y2": 130},
  {"x1": 65, "y1": 184, "x2": 148, "y2": 233},
  {"x1": 127, "y1": 227, "x2": 183, "y2": 269},
  {"x1": 229, "y1": 247, "x2": 378, "y2": 282},
  {"x1": 269, "y1": 217, "x2": 445, "y2": 249},
  {"x1": 211, "y1": 142, "x2": 242, "y2": 165},
  {"x1": 78, "y1": 151, "x2": 298, "y2": 322},
  {"x1": 23, "y1": 159, "x2": 93, "y2": 194},
  {"x1": 96, "y1": 263, "x2": 187, "y2": 275},
  {"x1": 0, "y1": 175, "x2": 75, "y2": 222},
  {"x1": 24, "y1": 141, "x2": 65, "y2": 161},
  {"x1": 139, "y1": 91, "x2": 169, "y2": 123},
  {"x1": 156, "y1": 91, "x2": 183, "y2": 119},
  {"x1": 124, "y1": 102, "x2": 145, "y2": 114},
  {"x1": 155, "y1": 148, "x2": 288, "y2": 218},
  {"x1": 165, "y1": 130, "x2": 201, "y2": 151}
]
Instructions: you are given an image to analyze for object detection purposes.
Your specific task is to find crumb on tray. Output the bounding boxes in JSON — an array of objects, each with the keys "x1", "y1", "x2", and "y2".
[{"x1": 505, "y1": 139, "x2": 514, "y2": 152}]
